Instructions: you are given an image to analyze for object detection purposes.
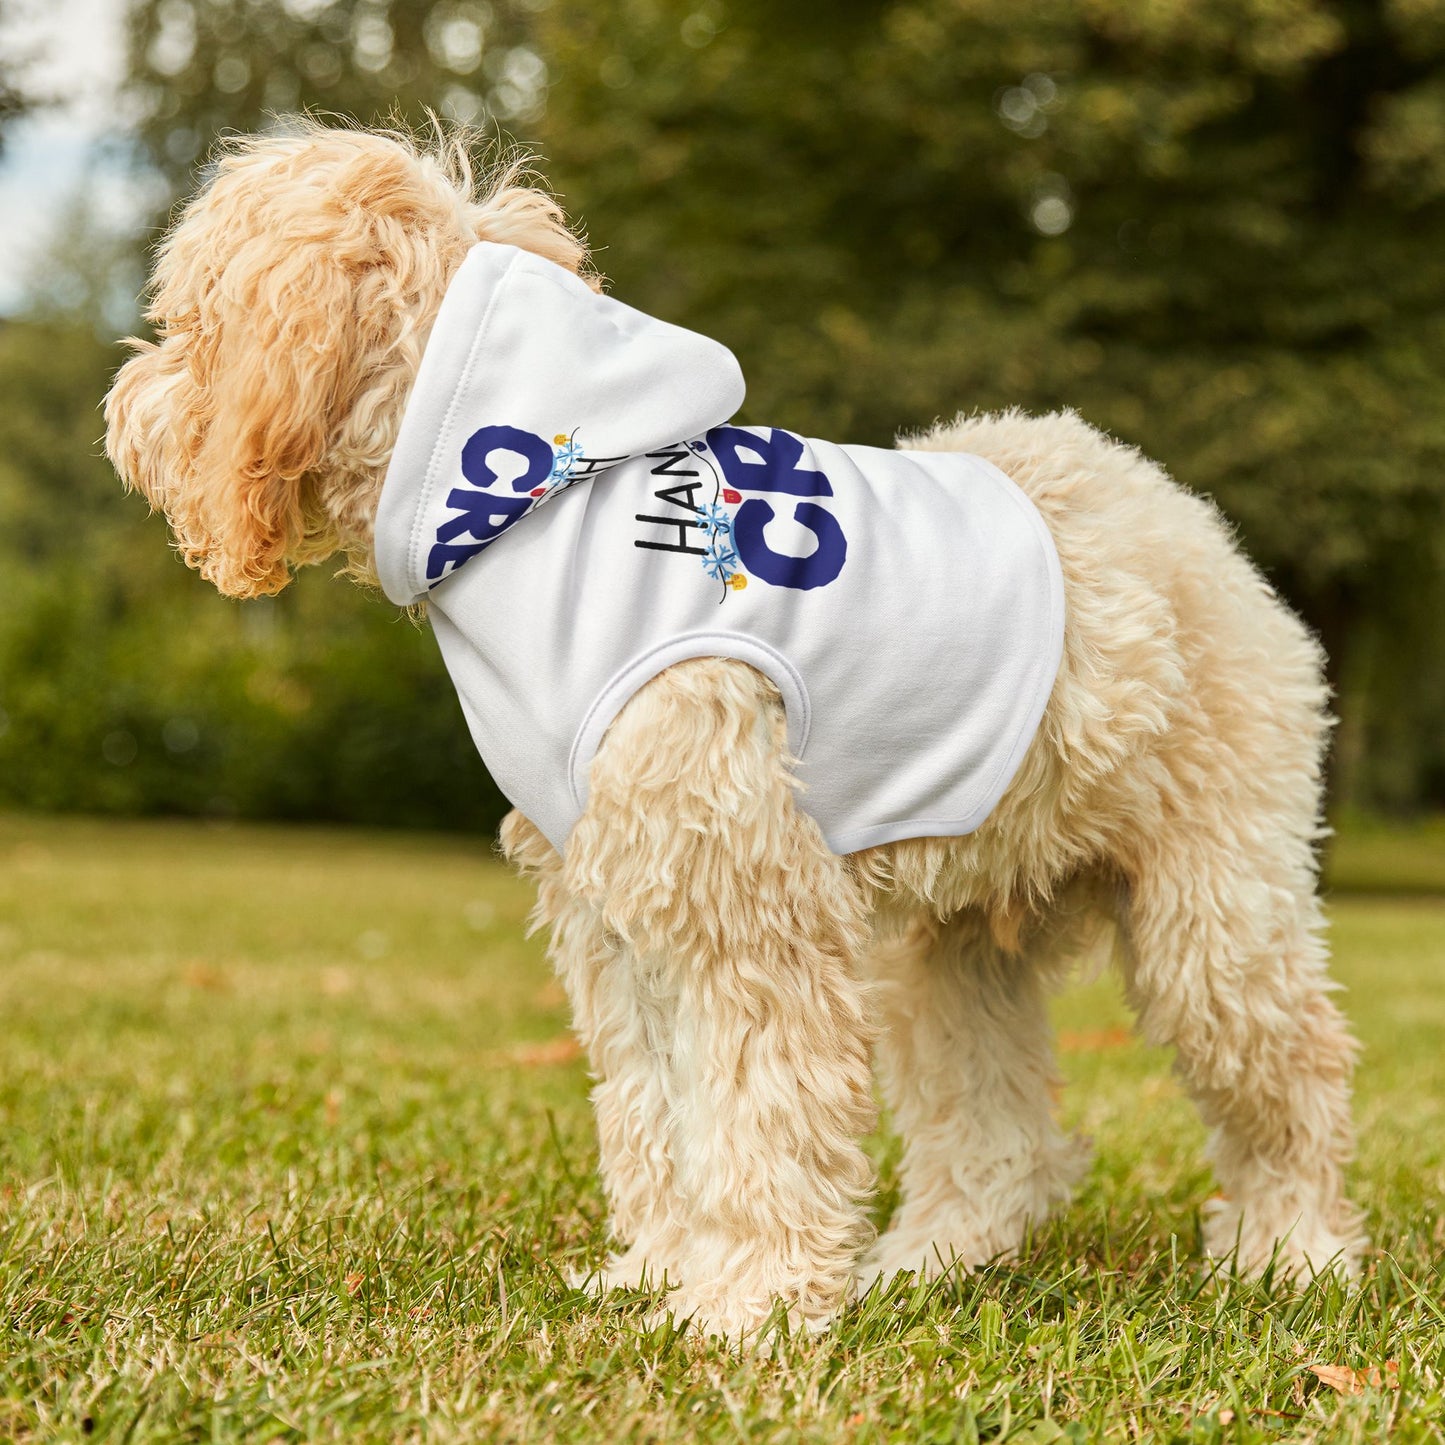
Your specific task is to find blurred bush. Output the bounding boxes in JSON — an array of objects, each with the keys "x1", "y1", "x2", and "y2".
[
  {"x1": 0, "y1": 317, "x2": 506, "y2": 829},
  {"x1": 2, "y1": 0, "x2": 1443, "y2": 825}
]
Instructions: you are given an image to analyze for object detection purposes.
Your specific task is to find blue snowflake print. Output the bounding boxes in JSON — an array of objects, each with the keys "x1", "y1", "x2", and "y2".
[
  {"x1": 695, "y1": 502, "x2": 734, "y2": 539},
  {"x1": 702, "y1": 540, "x2": 739, "y2": 580},
  {"x1": 549, "y1": 438, "x2": 585, "y2": 481}
]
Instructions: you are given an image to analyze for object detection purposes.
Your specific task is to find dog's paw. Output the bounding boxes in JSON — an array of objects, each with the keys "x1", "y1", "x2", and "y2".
[
  {"x1": 860, "y1": 1132, "x2": 1092, "y2": 1295},
  {"x1": 1202, "y1": 1196, "x2": 1367, "y2": 1282},
  {"x1": 645, "y1": 1287, "x2": 837, "y2": 1350},
  {"x1": 570, "y1": 1245, "x2": 675, "y2": 1296},
  {"x1": 856, "y1": 1232, "x2": 996, "y2": 1295},
  {"x1": 860, "y1": 1197, "x2": 1056, "y2": 1290}
]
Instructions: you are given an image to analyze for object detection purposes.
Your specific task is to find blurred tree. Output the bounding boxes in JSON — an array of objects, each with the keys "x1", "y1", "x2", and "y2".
[
  {"x1": 29, "y1": 0, "x2": 1442, "y2": 820},
  {"x1": 0, "y1": 0, "x2": 36, "y2": 151},
  {"x1": 125, "y1": 0, "x2": 546, "y2": 190},
  {"x1": 532, "y1": 0, "x2": 1445, "y2": 808}
]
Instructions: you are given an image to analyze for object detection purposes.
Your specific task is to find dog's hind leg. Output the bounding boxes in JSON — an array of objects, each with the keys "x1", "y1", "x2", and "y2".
[
  {"x1": 860, "y1": 909, "x2": 1089, "y2": 1288},
  {"x1": 1104, "y1": 581, "x2": 1363, "y2": 1279},
  {"x1": 565, "y1": 659, "x2": 878, "y2": 1342},
  {"x1": 1119, "y1": 829, "x2": 1365, "y2": 1279}
]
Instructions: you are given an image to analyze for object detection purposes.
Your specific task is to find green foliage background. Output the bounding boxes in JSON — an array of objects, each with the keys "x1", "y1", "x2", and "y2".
[{"x1": 2, "y1": 0, "x2": 1444, "y2": 826}]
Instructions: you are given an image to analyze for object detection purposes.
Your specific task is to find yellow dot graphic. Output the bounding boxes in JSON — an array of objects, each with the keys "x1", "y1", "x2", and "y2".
[
  {"x1": 554, "y1": 434, "x2": 569, "y2": 445},
  {"x1": 728, "y1": 574, "x2": 748, "y2": 590}
]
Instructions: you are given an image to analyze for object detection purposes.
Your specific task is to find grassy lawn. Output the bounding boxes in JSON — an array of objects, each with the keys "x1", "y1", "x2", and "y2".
[
  {"x1": 2, "y1": 813, "x2": 1444, "y2": 1443},
  {"x1": 1324, "y1": 813, "x2": 1445, "y2": 897}
]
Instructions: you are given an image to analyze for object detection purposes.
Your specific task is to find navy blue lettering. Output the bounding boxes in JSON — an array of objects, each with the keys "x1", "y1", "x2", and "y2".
[
  {"x1": 705, "y1": 426, "x2": 847, "y2": 589},
  {"x1": 733, "y1": 499, "x2": 847, "y2": 590},
  {"x1": 428, "y1": 487, "x2": 533, "y2": 580},
  {"x1": 461, "y1": 424, "x2": 553, "y2": 492},
  {"x1": 706, "y1": 426, "x2": 832, "y2": 497},
  {"x1": 426, "y1": 424, "x2": 554, "y2": 581}
]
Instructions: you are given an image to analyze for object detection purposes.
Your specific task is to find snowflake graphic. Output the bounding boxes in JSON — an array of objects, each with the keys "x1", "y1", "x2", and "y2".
[
  {"x1": 549, "y1": 437, "x2": 585, "y2": 482},
  {"x1": 695, "y1": 502, "x2": 734, "y2": 539},
  {"x1": 702, "y1": 540, "x2": 740, "y2": 581}
]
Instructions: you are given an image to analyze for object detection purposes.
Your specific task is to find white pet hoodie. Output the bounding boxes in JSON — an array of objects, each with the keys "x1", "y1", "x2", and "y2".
[{"x1": 374, "y1": 243, "x2": 1065, "y2": 855}]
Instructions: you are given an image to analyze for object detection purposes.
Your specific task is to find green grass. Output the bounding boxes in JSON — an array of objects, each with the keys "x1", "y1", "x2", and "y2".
[
  {"x1": 2, "y1": 813, "x2": 1444, "y2": 1443},
  {"x1": 1324, "y1": 813, "x2": 1445, "y2": 896}
]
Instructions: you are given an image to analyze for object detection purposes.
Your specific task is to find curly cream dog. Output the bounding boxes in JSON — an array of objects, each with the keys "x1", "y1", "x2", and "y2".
[{"x1": 105, "y1": 124, "x2": 1364, "y2": 1341}]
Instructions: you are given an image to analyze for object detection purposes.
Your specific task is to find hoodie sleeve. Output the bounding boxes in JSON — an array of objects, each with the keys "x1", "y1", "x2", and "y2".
[{"x1": 374, "y1": 243, "x2": 747, "y2": 605}]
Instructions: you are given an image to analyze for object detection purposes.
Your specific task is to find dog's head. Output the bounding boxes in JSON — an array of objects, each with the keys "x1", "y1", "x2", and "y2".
[{"x1": 105, "y1": 122, "x2": 589, "y2": 597}]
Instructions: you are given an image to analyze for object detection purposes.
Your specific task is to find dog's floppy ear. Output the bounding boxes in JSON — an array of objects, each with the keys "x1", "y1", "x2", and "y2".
[
  {"x1": 194, "y1": 284, "x2": 332, "y2": 594},
  {"x1": 106, "y1": 191, "x2": 364, "y2": 597},
  {"x1": 106, "y1": 332, "x2": 198, "y2": 550},
  {"x1": 176, "y1": 238, "x2": 357, "y2": 598},
  {"x1": 105, "y1": 126, "x2": 594, "y2": 598},
  {"x1": 105, "y1": 132, "x2": 432, "y2": 598}
]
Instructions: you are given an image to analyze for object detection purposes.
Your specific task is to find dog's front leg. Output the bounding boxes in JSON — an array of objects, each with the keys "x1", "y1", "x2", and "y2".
[
  {"x1": 566, "y1": 659, "x2": 878, "y2": 1343},
  {"x1": 501, "y1": 810, "x2": 686, "y2": 1289}
]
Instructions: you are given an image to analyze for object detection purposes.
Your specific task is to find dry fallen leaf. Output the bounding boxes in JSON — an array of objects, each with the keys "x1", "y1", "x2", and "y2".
[
  {"x1": 344, "y1": 1273, "x2": 365, "y2": 1296},
  {"x1": 1309, "y1": 1362, "x2": 1399, "y2": 1395},
  {"x1": 320, "y1": 967, "x2": 353, "y2": 997},
  {"x1": 504, "y1": 1037, "x2": 584, "y2": 1068},
  {"x1": 1057, "y1": 1027, "x2": 1133, "y2": 1052},
  {"x1": 534, "y1": 980, "x2": 568, "y2": 1009},
  {"x1": 181, "y1": 962, "x2": 229, "y2": 992}
]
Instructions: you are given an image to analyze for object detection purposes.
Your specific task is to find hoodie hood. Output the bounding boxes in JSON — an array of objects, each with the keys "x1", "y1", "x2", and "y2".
[{"x1": 373, "y1": 243, "x2": 746, "y2": 605}]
